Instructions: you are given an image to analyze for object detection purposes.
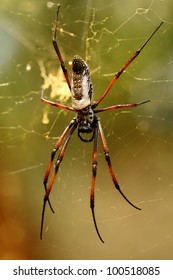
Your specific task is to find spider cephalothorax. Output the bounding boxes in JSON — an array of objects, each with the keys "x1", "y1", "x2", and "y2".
[
  {"x1": 40, "y1": 4, "x2": 163, "y2": 243},
  {"x1": 76, "y1": 105, "x2": 96, "y2": 142}
]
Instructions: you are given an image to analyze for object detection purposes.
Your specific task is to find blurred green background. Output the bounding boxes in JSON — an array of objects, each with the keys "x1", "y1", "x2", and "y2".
[{"x1": 0, "y1": 0, "x2": 173, "y2": 259}]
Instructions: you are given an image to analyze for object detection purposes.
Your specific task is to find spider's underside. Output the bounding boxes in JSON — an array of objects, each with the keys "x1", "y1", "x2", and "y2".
[{"x1": 40, "y1": 4, "x2": 163, "y2": 243}]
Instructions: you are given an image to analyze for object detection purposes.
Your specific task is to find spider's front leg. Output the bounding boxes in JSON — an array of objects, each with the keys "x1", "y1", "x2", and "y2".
[
  {"x1": 52, "y1": 4, "x2": 71, "y2": 91},
  {"x1": 94, "y1": 21, "x2": 163, "y2": 107}
]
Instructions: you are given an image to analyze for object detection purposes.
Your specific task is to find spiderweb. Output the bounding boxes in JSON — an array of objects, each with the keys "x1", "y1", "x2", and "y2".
[{"x1": 1, "y1": 0, "x2": 173, "y2": 260}]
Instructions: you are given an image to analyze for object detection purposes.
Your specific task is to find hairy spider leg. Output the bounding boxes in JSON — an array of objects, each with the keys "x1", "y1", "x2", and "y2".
[
  {"x1": 94, "y1": 21, "x2": 164, "y2": 108},
  {"x1": 94, "y1": 99, "x2": 150, "y2": 113},
  {"x1": 90, "y1": 120, "x2": 104, "y2": 243},
  {"x1": 98, "y1": 120, "x2": 141, "y2": 211},
  {"x1": 40, "y1": 120, "x2": 77, "y2": 239},
  {"x1": 52, "y1": 4, "x2": 71, "y2": 91}
]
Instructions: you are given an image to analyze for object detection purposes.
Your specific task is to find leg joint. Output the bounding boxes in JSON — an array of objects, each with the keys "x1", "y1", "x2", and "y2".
[
  {"x1": 105, "y1": 152, "x2": 111, "y2": 165},
  {"x1": 51, "y1": 148, "x2": 57, "y2": 160},
  {"x1": 90, "y1": 195, "x2": 94, "y2": 209},
  {"x1": 54, "y1": 158, "x2": 61, "y2": 173},
  {"x1": 92, "y1": 161, "x2": 97, "y2": 176}
]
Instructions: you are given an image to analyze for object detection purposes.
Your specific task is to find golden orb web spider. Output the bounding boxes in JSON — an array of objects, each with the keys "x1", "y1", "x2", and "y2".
[{"x1": 40, "y1": 4, "x2": 163, "y2": 243}]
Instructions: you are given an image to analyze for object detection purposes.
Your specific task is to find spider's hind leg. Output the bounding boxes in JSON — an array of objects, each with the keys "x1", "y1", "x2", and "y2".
[
  {"x1": 43, "y1": 181, "x2": 55, "y2": 213},
  {"x1": 40, "y1": 119, "x2": 77, "y2": 239},
  {"x1": 90, "y1": 120, "x2": 104, "y2": 243},
  {"x1": 98, "y1": 120, "x2": 141, "y2": 211}
]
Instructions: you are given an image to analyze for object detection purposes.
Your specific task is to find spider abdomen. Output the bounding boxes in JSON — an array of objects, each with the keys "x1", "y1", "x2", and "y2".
[{"x1": 71, "y1": 55, "x2": 93, "y2": 110}]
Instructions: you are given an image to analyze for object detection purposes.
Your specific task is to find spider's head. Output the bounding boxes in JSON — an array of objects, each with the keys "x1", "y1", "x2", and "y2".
[{"x1": 71, "y1": 55, "x2": 93, "y2": 110}]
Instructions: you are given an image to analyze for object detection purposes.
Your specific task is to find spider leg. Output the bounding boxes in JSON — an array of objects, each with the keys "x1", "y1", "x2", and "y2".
[
  {"x1": 41, "y1": 90, "x2": 75, "y2": 112},
  {"x1": 40, "y1": 119, "x2": 77, "y2": 239},
  {"x1": 93, "y1": 21, "x2": 163, "y2": 108},
  {"x1": 94, "y1": 100, "x2": 150, "y2": 113},
  {"x1": 52, "y1": 4, "x2": 71, "y2": 91},
  {"x1": 42, "y1": 118, "x2": 76, "y2": 211},
  {"x1": 90, "y1": 121, "x2": 104, "y2": 243},
  {"x1": 98, "y1": 120, "x2": 141, "y2": 211}
]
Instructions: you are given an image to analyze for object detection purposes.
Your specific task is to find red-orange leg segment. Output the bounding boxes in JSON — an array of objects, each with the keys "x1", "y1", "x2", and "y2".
[
  {"x1": 41, "y1": 90, "x2": 74, "y2": 112},
  {"x1": 94, "y1": 100, "x2": 150, "y2": 113}
]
